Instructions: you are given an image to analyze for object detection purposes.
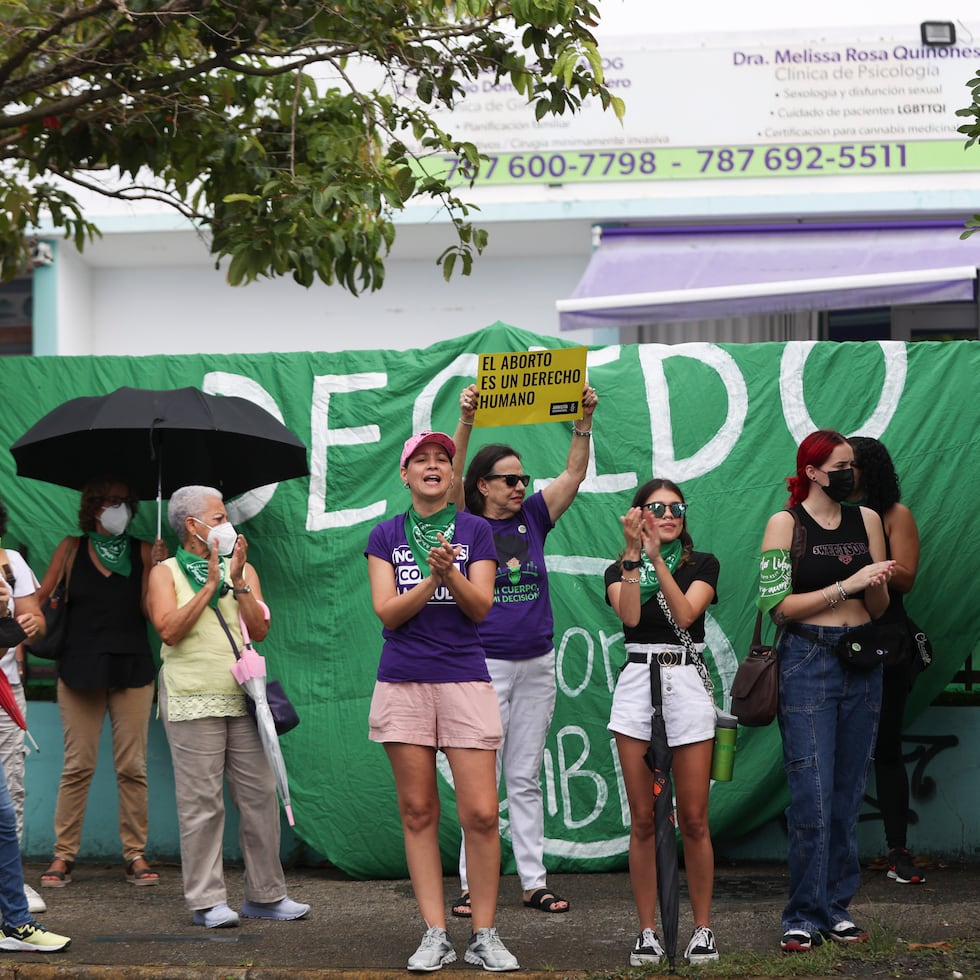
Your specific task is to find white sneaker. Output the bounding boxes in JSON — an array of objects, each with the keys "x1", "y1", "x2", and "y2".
[
  {"x1": 464, "y1": 927, "x2": 520, "y2": 972},
  {"x1": 630, "y1": 928, "x2": 665, "y2": 965},
  {"x1": 408, "y1": 925, "x2": 457, "y2": 971},
  {"x1": 24, "y1": 884, "x2": 46, "y2": 915}
]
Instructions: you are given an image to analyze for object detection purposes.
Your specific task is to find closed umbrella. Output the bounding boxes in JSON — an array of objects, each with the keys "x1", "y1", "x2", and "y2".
[
  {"x1": 230, "y1": 616, "x2": 295, "y2": 826},
  {"x1": 644, "y1": 666, "x2": 679, "y2": 971},
  {"x1": 0, "y1": 669, "x2": 39, "y2": 752},
  {"x1": 10, "y1": 386, "x2": 309, "y2": 534}
]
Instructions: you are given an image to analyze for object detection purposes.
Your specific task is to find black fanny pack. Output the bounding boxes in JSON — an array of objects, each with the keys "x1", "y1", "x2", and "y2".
[
  {"x1": 834, "y1": 622, "x2": 889, "y2": 670},
  {"x1": 787, "y1": 620, "x2": 892, "y2": 671}
]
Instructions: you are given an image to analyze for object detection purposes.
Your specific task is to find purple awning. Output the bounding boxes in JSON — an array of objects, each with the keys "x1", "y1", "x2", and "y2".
[{"x1": 557, "y1": 223, "x2": 980, "y2": 331}]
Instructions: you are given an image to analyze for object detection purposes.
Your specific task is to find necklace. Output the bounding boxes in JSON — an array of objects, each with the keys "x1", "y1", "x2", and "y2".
[{"x1": 803, "y1": 501, "x2": 841, "y2": 530}]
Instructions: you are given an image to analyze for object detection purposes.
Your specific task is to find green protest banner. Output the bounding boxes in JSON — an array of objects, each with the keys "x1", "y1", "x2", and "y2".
[{"x1": 0, "y1": 323, "x2": 975, "y2": 879}]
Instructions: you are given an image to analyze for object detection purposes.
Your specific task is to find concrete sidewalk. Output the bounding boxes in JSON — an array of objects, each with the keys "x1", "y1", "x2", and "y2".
[{"x1": 6, "y1": 857, "x2": 978, "y2": 977}]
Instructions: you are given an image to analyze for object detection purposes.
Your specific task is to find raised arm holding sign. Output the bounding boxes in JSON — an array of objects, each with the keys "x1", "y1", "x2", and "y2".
[{"x1": 447, "y1": 380, "x2": 597, "y2": 917}]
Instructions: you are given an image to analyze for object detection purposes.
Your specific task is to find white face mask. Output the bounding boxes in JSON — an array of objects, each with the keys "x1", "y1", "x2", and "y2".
[
  {"x1": 100, "y1": 503, "x2": 132, "y2": 536},
  {"x1": 195, "y1": 519, "x2": 238, "y2": 557}
]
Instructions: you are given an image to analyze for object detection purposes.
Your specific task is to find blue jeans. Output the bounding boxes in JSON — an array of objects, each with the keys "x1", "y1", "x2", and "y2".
[
  {"x1": 0, "y1": 755, "x2": 29, "y2": 929},
  {"x1": 777, "y1": 624, "x2": 882, "y2": 936}
]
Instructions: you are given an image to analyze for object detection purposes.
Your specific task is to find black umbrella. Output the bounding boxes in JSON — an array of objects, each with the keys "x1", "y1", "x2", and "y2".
[
  {"x1": 644, "y1": 666, "x2": 679, "y2": 972},
  {"x1": 10, "y1": 386, "x2": 309, "y2": 533}
]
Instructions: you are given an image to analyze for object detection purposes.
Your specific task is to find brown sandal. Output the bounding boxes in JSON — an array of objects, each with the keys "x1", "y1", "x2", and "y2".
[
  {"x1": 125, "y1": 856, "x2": 160, "y2": 886},
  {"x1": 40, "y1": 858, "x2": 73, "y2": 888}
]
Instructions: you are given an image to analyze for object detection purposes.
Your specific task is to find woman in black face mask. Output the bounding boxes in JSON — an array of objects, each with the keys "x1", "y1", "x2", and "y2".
[{"x1": 757, "y1": 429, "x2": 895, "y2": 955}]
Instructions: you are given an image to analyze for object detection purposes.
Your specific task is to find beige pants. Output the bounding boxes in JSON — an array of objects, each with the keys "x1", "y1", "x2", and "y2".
[
  {"x1": 53, "y1": 678, "x2": 155, "y2": 863},
  {"x1": 159, "y1": 675, "x2": 286, "y2": 911}
]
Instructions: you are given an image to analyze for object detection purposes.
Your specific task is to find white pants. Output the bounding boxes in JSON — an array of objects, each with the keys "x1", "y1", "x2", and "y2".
[
  {"x1": 460, "y1": 651, "x2": 556, "y2": 892},
  {"x1": 0, "y1": 685, "x2": 26, "y2": 842}
]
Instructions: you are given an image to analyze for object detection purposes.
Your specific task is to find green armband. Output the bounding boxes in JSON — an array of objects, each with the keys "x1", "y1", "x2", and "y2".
[{"x1": 757, "y1": 549, "x2": 792, "y2": 614}]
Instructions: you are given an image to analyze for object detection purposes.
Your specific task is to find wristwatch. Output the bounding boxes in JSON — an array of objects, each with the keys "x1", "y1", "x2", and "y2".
[{"x1": 622, "y1": 559, "x2": 643, "y2": 570}]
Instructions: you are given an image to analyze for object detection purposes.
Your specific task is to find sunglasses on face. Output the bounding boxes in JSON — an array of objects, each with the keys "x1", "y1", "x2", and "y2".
[
  {"x1": 484, "y1": 473, "x2": 531, "y2": 488},
  {"x1": 642, "y1": 501, "x2": 688, "y2": 518}
]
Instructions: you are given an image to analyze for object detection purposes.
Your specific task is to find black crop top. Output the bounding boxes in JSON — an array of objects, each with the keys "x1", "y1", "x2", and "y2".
[
  {"x1": 603, "y1": 551, "x2": 720, "y2": 644},
  {"x1": 790, "y1": 503, "x2": 872, "y2": 595}
]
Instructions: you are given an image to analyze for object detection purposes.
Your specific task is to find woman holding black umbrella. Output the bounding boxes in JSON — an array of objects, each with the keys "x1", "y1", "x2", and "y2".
[
  {"x1": 604, "y1": 478, "x2": 720, "y2": 967},
  {"x1": 38, "y1": 476, "x2": 166, "y2": 889}
]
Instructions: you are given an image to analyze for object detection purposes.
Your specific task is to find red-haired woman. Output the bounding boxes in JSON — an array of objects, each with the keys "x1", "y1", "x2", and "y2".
[{"x1": 758, "y1": 430, "x2": 894, "y2": 954}]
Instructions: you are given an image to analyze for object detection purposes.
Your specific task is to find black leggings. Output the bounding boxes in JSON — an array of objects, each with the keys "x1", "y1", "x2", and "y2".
[{"x1": 874, "y1": 664, "x2": 911, "y2": 850}]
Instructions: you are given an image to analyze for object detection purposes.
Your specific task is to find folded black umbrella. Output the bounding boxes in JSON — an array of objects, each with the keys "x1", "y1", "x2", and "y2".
[
  {"x1": 644, "y1": 667, "x2": 679, "y2": 971},
  {"x1": 10, "y1": 386, "x2": 309, "y2": 529}
]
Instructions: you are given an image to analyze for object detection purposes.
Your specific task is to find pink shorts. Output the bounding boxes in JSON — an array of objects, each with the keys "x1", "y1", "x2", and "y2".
[{"x1": 368, "y1": 681, "x2": 503, "y2": 751}]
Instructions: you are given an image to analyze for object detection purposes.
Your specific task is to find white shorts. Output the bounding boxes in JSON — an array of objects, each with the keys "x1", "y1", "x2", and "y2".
[{"x1": 608, "y1": 657, "x2": 715, "y2": 748}]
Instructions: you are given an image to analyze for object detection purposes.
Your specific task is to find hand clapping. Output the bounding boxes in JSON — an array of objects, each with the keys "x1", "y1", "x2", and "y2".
[{"x1": 427, "y1": 532, "x2": 461, "y2": 581}]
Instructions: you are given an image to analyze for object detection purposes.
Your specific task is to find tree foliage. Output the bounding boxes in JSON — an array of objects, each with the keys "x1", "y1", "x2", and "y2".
[
  {"x1": 0, "y1": 0, "x2": 624, "y2": 290},
  {"x1": 957, "y1": 67, "x2": 980, "y2": 240}
]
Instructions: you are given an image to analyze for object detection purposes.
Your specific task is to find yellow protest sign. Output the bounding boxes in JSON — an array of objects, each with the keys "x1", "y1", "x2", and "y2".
[{"x1": 474, "y1": 347, "x2": 587, "y2": 427}]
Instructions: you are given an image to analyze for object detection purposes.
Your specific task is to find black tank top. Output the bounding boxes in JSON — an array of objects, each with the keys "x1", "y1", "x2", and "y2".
[{"x1": 790, "y1": 503, "x2": 872, "y2": 595}]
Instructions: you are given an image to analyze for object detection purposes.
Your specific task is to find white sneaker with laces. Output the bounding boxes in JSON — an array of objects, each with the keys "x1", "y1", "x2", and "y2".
[
  {"x1": 630, "y1": 928, "x2": 665, "y2": 966},
  {"x1": 407, "y1": 926, "x2": 456, "y2": 972},
  {"x1": 24, "y1": 884, "x2": 46, "y2": 915},
  {"x1": 464, "y1": 927, "x2": 520, "y2": 972},
  {"x1": 684, "y1": 924, "x2": 719, "y2": 963}
]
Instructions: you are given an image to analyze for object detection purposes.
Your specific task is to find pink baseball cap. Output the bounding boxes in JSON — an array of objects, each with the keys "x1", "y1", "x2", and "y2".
[{"x1": 401, "y1": 430, "x2": 456, "y2": 467}]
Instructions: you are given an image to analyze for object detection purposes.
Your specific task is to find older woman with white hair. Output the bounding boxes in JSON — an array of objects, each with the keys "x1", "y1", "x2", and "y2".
[{"x1": 147, "y1": 485, "x2": 309, "y2": 929}]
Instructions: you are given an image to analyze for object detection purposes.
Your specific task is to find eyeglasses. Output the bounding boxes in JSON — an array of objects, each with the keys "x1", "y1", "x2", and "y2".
[
  {"x1": 642, "y1": 501, "x2": 688, "y2": 518},
  {"x1": 484, "y1": 473, "x2": 531, "y2": 488}
]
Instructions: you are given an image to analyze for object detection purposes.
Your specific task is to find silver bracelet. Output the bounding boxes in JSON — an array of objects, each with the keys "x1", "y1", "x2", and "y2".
[
  {"x1": 621, "y1": 575, "x2": 640, "y2": 584},
  {"x1": 836, "y1": 581, "x2": 849, "y2": 602},
  {"x1": 572, "y1": 426, "x2": 592, "y2": 437},
  {"x1": 822, "y1": 586, "x2": 838, "y2": 608},
  {"x1": 458, "y1": 417, "x2": 474, "y2": 427}
]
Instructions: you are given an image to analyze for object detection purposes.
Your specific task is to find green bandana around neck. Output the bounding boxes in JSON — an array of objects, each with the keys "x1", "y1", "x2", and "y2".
[
  {"x1": 404, "y1": 504, "x2": 456, "y2": 578},
  {"x1": 88, "y1": 531, "x2": 131, "y2": 577},
  {"x1": 175, "y1": 546, "x2": 227, "y2": 609},
  {"x1": 638, "y1": 537, "x2": 683, "y2": 606}
]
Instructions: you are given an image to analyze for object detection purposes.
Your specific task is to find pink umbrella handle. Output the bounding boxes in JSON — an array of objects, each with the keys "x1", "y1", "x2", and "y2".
[{"x1": 238, "y1": 601, "x2": 270, "y2": 647}]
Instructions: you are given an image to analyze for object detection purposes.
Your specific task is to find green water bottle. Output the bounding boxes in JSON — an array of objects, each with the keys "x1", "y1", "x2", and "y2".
[{"x1": 711, "y1": 712, "x2": 738, "y2": 782}]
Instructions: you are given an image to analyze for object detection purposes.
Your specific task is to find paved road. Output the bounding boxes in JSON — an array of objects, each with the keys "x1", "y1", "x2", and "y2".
[{"x1": 8, "y1": 856, "x2": 978, "y2": 977}]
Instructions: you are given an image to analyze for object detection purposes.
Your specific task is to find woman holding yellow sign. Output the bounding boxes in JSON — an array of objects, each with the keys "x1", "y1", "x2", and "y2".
[{"x1": 449, "y1": 381, "x2": 597, "y2": 918}]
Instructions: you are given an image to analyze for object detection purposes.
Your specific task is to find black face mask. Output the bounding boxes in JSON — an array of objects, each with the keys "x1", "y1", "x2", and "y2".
[{"x1": 820, "y1": 467, "x2": 855, "y2": 502}]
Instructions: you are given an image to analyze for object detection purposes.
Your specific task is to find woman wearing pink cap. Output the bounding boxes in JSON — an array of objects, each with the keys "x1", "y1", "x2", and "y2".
[{"x1": 365, "y1": 431, "x2": 519, "y2": 973}]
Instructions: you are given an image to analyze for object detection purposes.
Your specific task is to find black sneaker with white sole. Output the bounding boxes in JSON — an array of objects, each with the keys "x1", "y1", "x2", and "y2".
[
  {"x1": 887, "y1": 847, "x2": 925, "y2": 884},
  {"x1": 684, "y1": 925, "x2": 719, "y2": 963},
  {"x1": 826, "y1": 920, "x2": 868, "y2": 943},
  {"x1": 780, "y1": 929, "x2": 824, "y2": 953},
  {"x1": 630, "y1": 928, "x2": 664, "y2": 966}
]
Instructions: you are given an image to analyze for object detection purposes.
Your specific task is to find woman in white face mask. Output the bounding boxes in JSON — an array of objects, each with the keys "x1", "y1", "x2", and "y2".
[
  {"x1": 145, "y1": 485, "x2": 309, "y2": 929},
  {"x1": 37, "y1": 475, "x2": 168, "y2": 890}
]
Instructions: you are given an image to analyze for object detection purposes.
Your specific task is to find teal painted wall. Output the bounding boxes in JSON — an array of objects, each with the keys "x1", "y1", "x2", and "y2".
[
  {"x1": 17, "y1": 701, "x2": 979, "y2": 867},
  {"x1": 20, "y1": 702, "x2": 309, "y2": 865}
]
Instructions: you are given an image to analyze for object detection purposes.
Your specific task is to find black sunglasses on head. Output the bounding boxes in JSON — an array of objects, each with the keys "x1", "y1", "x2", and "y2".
[
  {"x1": 642, "y1": 501, "x2": 688, "y2": 518},
  {"x1": 484, "y1": 473, "x2": 531, "y2": 488}
]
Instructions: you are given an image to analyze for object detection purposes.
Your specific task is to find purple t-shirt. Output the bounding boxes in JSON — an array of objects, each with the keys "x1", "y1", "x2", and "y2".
[
  {"x1": 366, "y1": 509, "x2": 496, "y2": 683},
  {"x1": 476, "y1": 491, "x2": 556, "y2": 661}
]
